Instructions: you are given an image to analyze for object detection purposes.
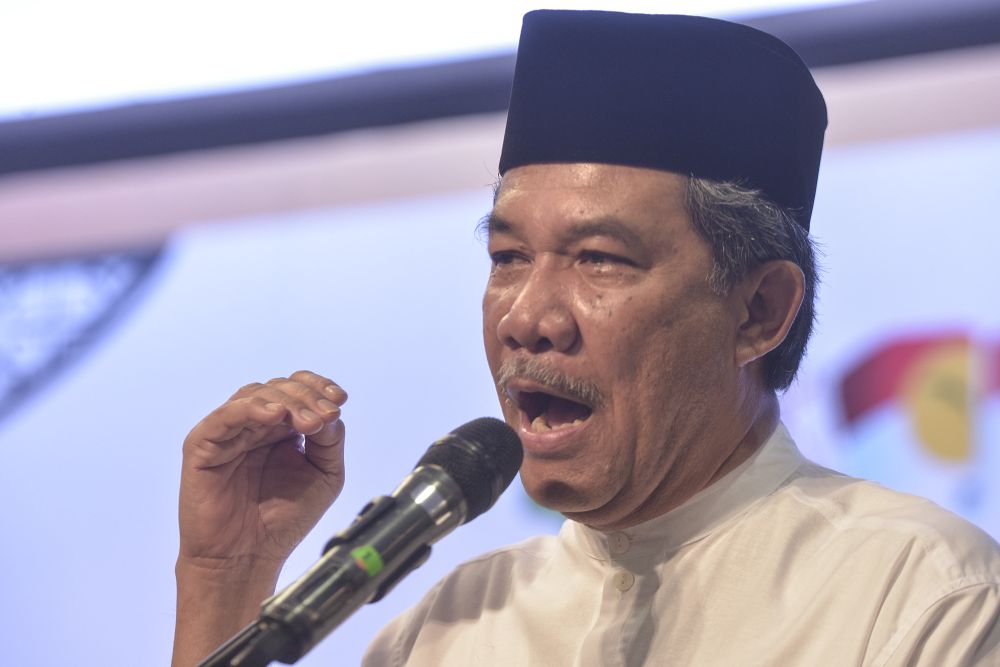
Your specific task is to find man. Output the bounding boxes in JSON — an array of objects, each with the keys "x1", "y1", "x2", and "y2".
[{"x1": 172, "y1": 11, "x2": 1000, "y2": 666}]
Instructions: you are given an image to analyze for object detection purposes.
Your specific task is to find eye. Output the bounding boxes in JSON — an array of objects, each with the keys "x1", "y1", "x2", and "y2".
[
  {"x1": 487, "y1": 249, "x2": 530, "y2": 282},
  {"x1": 580, "y1": 251, "x2": 611, "y2": 264},
  {"x1": 579, "y1": 250, "x2": 634, "y2": 267},
  {"x1": 489, "y1": 250, "x2": 522, "y2": 267},
  {"x1": 576, "y1": 249, "x2": 640, "y2": 283}
]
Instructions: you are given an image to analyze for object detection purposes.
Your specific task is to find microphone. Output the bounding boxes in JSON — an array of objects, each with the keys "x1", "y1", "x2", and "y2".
[{"x1": 199, "y1": 417, "x2": 523, "y2": 667}]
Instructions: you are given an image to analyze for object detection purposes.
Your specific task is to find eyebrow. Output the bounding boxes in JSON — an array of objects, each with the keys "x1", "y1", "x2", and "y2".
[
  {"x1": 485, "y1": 213, "x2": 645, "y2": 249},
  {"x1": 483, "y1": 212, "x2": 513, "y2": 237}
]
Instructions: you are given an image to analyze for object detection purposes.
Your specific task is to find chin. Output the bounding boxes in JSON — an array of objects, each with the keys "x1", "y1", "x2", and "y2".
[{"x1": 521, "y1": 469, "x2": 615, "y2": 517}]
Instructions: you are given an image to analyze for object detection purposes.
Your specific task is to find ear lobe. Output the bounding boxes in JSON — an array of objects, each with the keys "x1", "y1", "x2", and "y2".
[{"x1": 734, "y1": 260, "x2": 805, "y2": 368}]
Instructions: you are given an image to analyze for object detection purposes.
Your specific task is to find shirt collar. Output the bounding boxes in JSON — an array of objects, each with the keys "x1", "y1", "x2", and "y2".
[{"x1": 567, "y1": 422, "x2": 805, "y2": 563}]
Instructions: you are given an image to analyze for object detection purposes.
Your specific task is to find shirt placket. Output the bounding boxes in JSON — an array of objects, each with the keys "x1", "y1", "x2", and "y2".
[{"x1": 578, "y1": 531, "x2": 659, "y2": 667}]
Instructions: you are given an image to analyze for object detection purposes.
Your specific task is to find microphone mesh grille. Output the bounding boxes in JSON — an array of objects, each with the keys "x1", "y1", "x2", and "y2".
[{"x1": 416, "y1": 417, "x2": 523, "y2": 522}]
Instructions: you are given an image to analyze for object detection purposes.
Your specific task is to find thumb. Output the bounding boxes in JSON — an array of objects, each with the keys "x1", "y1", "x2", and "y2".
[{"x1": 304, "y1": 418, "x2": 346, "y2": 477}]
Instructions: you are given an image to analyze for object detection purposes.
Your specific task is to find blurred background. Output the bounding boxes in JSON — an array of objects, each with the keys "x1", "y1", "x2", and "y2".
[{"x1": 1, "y1": 0, "x2": 999, "y2": 664}]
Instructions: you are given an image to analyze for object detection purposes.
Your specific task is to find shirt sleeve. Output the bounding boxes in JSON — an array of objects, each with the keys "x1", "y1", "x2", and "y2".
[{"x1": 876, "y1": 582, "x2": 1000, "y2": 666}]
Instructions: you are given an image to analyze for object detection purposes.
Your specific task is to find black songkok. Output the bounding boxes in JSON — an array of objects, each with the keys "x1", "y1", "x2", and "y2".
[{"x1": 499, "y1": 10, "x2": 827, "y2": 230}]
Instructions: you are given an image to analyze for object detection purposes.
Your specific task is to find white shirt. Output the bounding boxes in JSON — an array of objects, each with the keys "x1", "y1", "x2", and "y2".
[{"x1": 364, "y1": 425, "x2": 1000, "y2": 666}]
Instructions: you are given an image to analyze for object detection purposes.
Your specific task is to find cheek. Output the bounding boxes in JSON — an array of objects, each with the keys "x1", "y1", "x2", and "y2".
[
  {"x1": 596, "y1": 298, "x2": 680, "y2": 376},
  {"x1": 575, "y1": 291, "x2": 636, "y2": 350},
  {"x1": 481, "y1": 290, "x2": 505, "y2": 351},
  {"x1": 610, "y1": 297, "x2": 733, "y2": 422},
  {"x1": 585, "y1": 290, "x2": 618, "y2": 320}
]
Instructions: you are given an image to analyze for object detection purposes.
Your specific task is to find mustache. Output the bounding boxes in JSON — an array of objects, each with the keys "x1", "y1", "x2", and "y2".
[{"x1": 496, "y1": 357, "x2": 606, "y2": 409}]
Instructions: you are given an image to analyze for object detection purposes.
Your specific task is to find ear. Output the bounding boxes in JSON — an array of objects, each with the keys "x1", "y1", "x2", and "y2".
[{"x1": 731, "y1": 260, "x2": 805, "y2": 368}]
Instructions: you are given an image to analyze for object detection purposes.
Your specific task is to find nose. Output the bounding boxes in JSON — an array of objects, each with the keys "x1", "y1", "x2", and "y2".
[{"x1": 494, "y1": 265, "x2": 580, "y2": 354}]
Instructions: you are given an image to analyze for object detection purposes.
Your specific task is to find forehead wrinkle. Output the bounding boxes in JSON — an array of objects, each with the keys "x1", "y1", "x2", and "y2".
[{"x1": 562, "y1": 218, "x2": 645, "y2": 250}]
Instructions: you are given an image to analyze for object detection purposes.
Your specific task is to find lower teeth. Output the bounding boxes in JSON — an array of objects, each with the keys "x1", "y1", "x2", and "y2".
[
  {"x1": 530, "y1": 416, "x2": 583, "y2": 433},
  {"x1": 531, "y1": 415, "x2": 550, "y2": 432}
]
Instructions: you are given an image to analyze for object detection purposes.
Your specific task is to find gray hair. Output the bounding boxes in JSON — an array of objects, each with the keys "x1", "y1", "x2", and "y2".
[{"x1": 684, "y1": 177, "x2": 819, "y2": 392}]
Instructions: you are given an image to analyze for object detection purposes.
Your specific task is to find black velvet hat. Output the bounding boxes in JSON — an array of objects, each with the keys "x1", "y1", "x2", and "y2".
[{"x1": 499, "y1": 11, "x2": 827, "y2": 230}]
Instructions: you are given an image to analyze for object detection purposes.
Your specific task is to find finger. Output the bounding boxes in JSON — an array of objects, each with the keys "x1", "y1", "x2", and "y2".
[
  {"x1": 250, "y1": 384, "x2": 336, "y2": 435},
  {"x1": 232, "y1": 420, "x2": 300, "y2": 452},
  {"x1": 264, "y1": 377, "x2": 343, "y2": 425},
  {"x1": 227, "y1": 373, "x2": 347, "y2": 413},
  {"x1": 191, "y1": 397, "x2": 289, "y2": 444},
  {"x1": 304, "y1": 416, "x2": 345, "y2": 448},
  {"x1": 288, "y1": 370, "x2": 349, "y2": 405},
  {"x1": 184, "y1": 398, "x2": 291, "y2": 467},
  {"x1": 305, "y1": 419, "x2": 346, "y2": 475},
  {"x1": 228, "y1": 381, "x2": 266, "y2": 401}
]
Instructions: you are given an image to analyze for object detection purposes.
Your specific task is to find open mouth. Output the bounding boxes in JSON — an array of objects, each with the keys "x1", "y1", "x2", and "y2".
[{"x1": 509, "y1": 389, "x2": 593, "y2": 433}]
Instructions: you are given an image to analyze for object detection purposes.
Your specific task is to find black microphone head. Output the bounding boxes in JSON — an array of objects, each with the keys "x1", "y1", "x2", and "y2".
[{"x1": 416, "y1": 417, "x2": 523, "y2": 523}]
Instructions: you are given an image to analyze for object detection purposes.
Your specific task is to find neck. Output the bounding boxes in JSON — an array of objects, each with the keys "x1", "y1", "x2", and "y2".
[
  {"x1": 705, "y1": 391, "x2": 780, "y2": 488},
  {"x1": 578, "y1": 386, "x2": 781, "y2": 534}
]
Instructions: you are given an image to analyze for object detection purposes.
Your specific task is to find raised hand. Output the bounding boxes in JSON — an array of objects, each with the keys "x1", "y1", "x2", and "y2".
[{"x1": 173, "y1": 370, "x2": 348, "y2": 667}]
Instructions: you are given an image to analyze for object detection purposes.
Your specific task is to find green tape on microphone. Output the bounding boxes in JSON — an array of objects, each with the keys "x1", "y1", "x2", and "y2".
[{"x1": 350, "y1": 545, "x2": 385, "y2": 577}]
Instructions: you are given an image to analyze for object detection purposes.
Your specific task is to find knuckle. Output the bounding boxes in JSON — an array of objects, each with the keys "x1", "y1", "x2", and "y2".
[
  {"x1": 266, "y1": 385, "x2": 305, "y2": 405},
  {"x1": 292, "y1": 370, "x2": 336, "y2": 390},
  {"x1": 230, "y1": 382, "x2": 263, "y2": 398},
  {"x1": 238, "y1": 395, "x2": 267, "y2": 408}
]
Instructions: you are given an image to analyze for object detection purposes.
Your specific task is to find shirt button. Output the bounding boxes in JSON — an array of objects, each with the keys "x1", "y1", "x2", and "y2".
[
  {"x1": 613, "y1": 570, "x2": 635, "y2": 592},
  {"x1": 608, "y1": 532, "x2": 630, "y2": 555}
]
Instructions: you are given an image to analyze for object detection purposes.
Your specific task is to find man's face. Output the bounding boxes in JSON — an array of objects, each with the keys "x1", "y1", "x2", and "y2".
[{"x1": 483, "y1": 163, "x2": 744, "y2": 531}]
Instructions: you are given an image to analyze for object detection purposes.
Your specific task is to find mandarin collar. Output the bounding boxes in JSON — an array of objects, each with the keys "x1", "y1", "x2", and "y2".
[{"x1": 567, "y1": 423, "x2": 805, "y2": 564}]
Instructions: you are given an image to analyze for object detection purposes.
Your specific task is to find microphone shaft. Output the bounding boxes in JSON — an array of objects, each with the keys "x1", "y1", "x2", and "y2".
[
  {"x1": 256, "y1": 466, "x2": 467, "y2": 663},
  {"x1": 197, "y1": 417, "x2": 521, "y2": 667}
]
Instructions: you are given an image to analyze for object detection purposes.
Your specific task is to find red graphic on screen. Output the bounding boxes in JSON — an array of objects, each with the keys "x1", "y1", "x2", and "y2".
[{"x1": 838, "y1": 333, "x2": 998, "y2": 462}]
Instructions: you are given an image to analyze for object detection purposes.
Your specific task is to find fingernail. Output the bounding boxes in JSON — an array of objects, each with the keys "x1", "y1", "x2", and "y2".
[
  {"x1": 324, "y1": 385, "x2": 340, "y2": 395},
  {"x1": 317, "y1": 399, "x2": 340, "y2": 414},
  {"x1": 264, "y1": 402, "x2": 283, "y2": 411},
  {"x1": 299, "y1": 409, "x2": 319, "y2": 422}
]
